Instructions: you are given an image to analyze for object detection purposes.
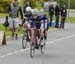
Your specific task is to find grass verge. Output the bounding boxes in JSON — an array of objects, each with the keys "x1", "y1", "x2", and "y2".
[
  {"x1": 0, "y1": 13, "x2": 75, "y2": 23},
  {"x1": 0, "y1": 23, "x2": 23, "y2": 37},
  {"x1": 0, "y1": 23, "x2": 56, "y2": 37}
]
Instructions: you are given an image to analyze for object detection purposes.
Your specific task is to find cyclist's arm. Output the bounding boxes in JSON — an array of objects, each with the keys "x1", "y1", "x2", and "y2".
[{"x1": 21, "y1": 17, "x2": 29, "y2": 26}]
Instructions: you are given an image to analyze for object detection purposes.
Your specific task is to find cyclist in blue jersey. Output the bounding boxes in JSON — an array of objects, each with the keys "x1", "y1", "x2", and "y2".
[
  {"x1": 28, "y1": 8, "x2": 47, "y2": 48},
  {"x1": 22, "y1": 7, "x2": 32, "y2": 26},
  {"x1": 40, "y1": 9, "x2": 49, "y2": 42}
]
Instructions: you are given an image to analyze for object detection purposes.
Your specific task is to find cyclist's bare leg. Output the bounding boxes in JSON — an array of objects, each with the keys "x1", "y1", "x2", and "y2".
[
  {"x1": 29, "y1": 28, "x2": 35, "y2": 45},
  {"x1": 40, "y1": 29, "x2": 44, "y2": 39},
  {"x1": 36, "y1": 29, "x2": 41, "y2": 45},
  {"x1": 40, "y1": 28, "x2": 45, "y2": 45}
]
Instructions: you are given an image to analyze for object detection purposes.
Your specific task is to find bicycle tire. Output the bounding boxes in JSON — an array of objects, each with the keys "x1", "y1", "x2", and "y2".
[
  {"x1": 30, "y1": 43, "x2": 35, "y2": 58},
  {"x1": 41, "y1": 45, "x2": 44, "y2": 54},
  {"x1": 40, "y1": 40, "x2": 45, "y2": 54}
]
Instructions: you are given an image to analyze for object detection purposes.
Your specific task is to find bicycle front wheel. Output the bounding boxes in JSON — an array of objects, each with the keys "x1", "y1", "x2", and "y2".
[
  {"x1": 22, "y1": 34, "x2": 27, "y2": 49},
  {"x1": 30, "y1": 43, "x2": 35, "y2": 58}
]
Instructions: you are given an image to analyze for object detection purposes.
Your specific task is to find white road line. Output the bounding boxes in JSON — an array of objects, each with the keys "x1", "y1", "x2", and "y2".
[
  {"x1": 0, "y1": 48, "x2": 29, "y2": 58},
  {"x1": 0, "y1": 34, "x2": 75, "y2": 58},
  {"x1": 46, "y1": 34, "x2": 75, "y2": 44}
]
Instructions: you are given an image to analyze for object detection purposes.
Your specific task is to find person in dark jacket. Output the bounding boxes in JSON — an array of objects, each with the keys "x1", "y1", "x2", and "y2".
[
  {"x1": 60, "y1": 5, "x2": 67, "y2": 29},
  {"x1": 23, "y1": 1, "x2": 31, "y2": 14},
  {"x1": 8, "y1": 0, "x2": 23, "y2": 39},
  {"x1": 49, "y1": 4, "x2": 54, "y2": 26},
  {"x1": 55, "y1": 4, "x2": 60, "y2": 28}
]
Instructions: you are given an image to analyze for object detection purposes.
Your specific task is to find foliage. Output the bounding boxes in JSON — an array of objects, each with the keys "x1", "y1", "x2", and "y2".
[
  {"x1": 58, "y1": 0, "x2": 75, "y2": 9},
  {"x1": 0, "y1": 0, "x2": 12, "y2": 13},
  {"x1": 0, "y1": 0, "x2": 75, "y2": 13}
]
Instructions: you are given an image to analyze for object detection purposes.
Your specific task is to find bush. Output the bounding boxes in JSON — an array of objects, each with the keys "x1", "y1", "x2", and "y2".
[
  {"x1": 21, "y1": 0, "x2": 37, "y2": 8},
  {"x1": 58, "y1": 0, "x2": 75, "y2": 9},
  {"x1": 0, "y1": 0, "x2": 75, "y2": 13},
  {"x1": 0, "y1": 0, "x2": 12, "y2": 13}
]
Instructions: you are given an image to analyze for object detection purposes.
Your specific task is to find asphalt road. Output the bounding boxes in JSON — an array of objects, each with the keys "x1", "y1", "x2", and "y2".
[{"x1": 0, "y1": 23, "x2": 75, "y2": 64}]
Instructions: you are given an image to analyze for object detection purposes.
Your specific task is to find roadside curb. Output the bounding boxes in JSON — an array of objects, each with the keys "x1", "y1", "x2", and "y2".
[
  {"x1": 6, "y1": 28, "x2": 58, "y2": 41},
  {"x1": 6, "y1": 34, "x2": 23, "y2": 41}
]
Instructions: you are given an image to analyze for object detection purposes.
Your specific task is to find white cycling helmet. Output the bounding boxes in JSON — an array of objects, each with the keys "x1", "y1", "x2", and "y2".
[
  {"x1": 26, "y1": 7, "x2": 32, "y2": 12},
  {"x1": 32, "y1": 8, "x2": 40, "y2": 15}
]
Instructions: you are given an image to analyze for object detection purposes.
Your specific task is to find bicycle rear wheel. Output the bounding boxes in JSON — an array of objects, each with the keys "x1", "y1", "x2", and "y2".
[
  {"x1": 41, "y1": 45, "x2": 44, "y2": 54},
  {"x1": 40, "y1": 40, "x2": 45, "y2": 54}
]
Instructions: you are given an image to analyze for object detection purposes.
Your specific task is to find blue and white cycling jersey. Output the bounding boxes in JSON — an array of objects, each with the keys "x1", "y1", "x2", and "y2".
[
  {"x1": 39, "y1": 14, "x2": 49, "y2": 30},
  {"x1": 22, "y1": 13, "x2": 32, "y2": 25},
  {"x1": 24, "y1": 13, "x2": 32, "y2": 19},
  {"x1": 29, "y1": 16, "x2": 42, "y2": 29},
  {"x1": 28, "y1": 14, "x2": 49, "y2": 30}
]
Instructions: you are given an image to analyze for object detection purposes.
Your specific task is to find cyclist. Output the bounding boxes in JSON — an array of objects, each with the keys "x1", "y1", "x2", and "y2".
[
  {"x1": 29, "y1": 8, "x2": 46, "y2": 48},
  {"x1": 22, "y1": 7, "x2": 32, "y2": 26},
  {"x1": 40, "y1": 9, "x2": 49, "y2": 42},
  {"x1": 21, "y1": 7, "x2": 32, "y2": 42}
]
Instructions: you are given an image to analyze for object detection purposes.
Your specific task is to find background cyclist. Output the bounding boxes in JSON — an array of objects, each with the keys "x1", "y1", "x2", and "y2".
[{"x1": 40, "y1": 9, "x2": 49, "y2": 43}]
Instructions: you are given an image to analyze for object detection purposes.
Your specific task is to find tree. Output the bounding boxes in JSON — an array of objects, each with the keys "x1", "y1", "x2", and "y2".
[
  {"x1": 58, "y1": 0, "x2": 75, "y2": 9},
  {"x1": 0, "y1": 0, "x2": 12, "y2": 13},
  {"x1": 22, "y1": 0, "x2": 37, "y2": 8},
  {"x1": 70, "y1": 0, "x2": 75, "y2": 9},
  {"x1": 58, "y1": 0, "x2": 68, "y2": 8}
]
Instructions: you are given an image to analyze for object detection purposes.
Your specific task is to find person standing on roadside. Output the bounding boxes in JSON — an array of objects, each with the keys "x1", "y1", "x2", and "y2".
[
  {"x1": 23, "y1": 1, "x2": 31, "y2": 14},
  {"x1": 60, "y1": 5, "x2": 67, "y2": 29},
  {"x1": 8, "y1": 0, "x2": 23, "y2": 40},
  {"x1": 49, "y1": 4, "x2": 54, "y2": 26},
  {"x1": 55, "y1": 4, "x2": 60, "y2": 28}
]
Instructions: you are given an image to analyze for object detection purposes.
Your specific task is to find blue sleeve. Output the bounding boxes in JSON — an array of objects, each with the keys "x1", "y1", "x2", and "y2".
[
  {"x1": 43, "y1": 15, "x2": 48, "y2": 20},
  {"x1": 29, "y1": 16, "x2": 33, "y2": 23},
  {"x1": 38, "y1": 15, "x2": 43, "y2": 21}
]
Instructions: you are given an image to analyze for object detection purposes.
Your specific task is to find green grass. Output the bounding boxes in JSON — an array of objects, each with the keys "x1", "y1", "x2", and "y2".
[
  {"x1": 0, "y1": 24, "x2": 11, "y2": 36},
  {"x1": 0, "y1": 13, "x2": 75, "y2": 23},
  {"x1": 0, "y1": 23, "x2": 56, "y2": 37},
  {"x1": 0, "y1": 13, "x2": 21, "y2": 19},
  {"x1": 0, "y1": 13, "x2": 8, "y2": 18},
  {"x1": 0, "y1": 23, "x2": 23, "y2": 37},
  {"x1": 46, "y1": 11, "x2": 75, "y2": 23},
  {"x1": 36, "y1": 2, "x2": 42, "y2": 10},
  {"x1": 66, "y1": 17, "x2": 75, "y2": 23}
]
